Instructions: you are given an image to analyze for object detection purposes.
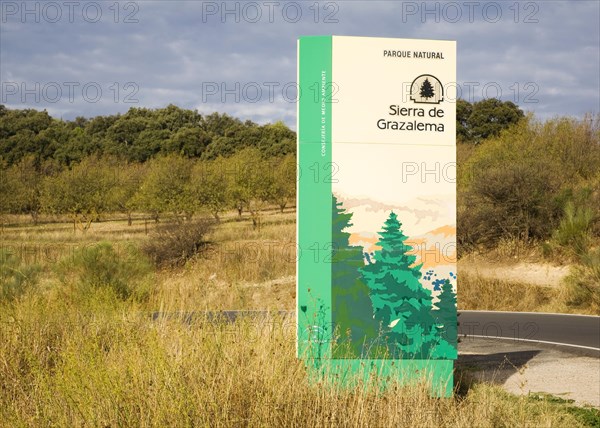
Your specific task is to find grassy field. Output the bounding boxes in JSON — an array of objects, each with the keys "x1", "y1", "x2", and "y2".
[{"x1": 1, "y1": 211, "x2": 598, "y2": 427}]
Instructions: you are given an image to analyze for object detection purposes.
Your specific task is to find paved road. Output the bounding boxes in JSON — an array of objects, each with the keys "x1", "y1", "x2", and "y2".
[
  {"x1": 152, "y1": 310, "x2": 600, "y2": 356},
  {"x1": 458, "y1": 310, "x2": 600, "y2": 355}
]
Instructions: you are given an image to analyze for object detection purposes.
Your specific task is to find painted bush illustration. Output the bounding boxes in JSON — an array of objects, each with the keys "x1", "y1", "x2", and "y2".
[{"x1": 331, "y1": 195, "x2": 457, "y2": 359}]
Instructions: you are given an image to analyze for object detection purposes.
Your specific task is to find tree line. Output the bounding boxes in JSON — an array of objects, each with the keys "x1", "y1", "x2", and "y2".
[
  {"x1": 5, "y1": 99, "x2": 596, "y2": 249},
  {"x1": 0, "y1": 104, "x2": 296, "y2": 166},
  {"x1": 0, "y1": 149, "x2": 296, "y2": 230},
  {"x1": 0, "y1": 98, "x2": 522, "y2": 168}
]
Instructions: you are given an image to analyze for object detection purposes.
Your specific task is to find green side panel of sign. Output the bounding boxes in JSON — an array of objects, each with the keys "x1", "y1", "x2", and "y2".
[{"x1": 297, "y1": 36, "x2": 333, "y2": 361}]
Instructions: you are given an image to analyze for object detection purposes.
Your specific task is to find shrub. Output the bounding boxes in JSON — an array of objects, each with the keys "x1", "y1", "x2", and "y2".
[
  {"x1": 460, "y1": 159, "x2": 562, "y2": 247},
  {"x1": 56, "y1": 242, "x2": 153, "y2": 301},
  {"x1": 551, "y1": 201, "x2": 595, "y2": 258},
  {"x1": 0, "y1": 248, "x2": 40, "y2": 302},
  {"x1": 142, "y1": 219, "x2": 213, "y2": 268},
  {"x1": 459, "y1": 115, "x2": 600, "y2": 249},
  {"x1": 562, "y1": 248, "x2": 600, "y2": 313}
]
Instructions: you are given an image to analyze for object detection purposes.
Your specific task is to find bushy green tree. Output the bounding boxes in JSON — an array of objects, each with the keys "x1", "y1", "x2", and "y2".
[
  {"x1": 259, "y1": 121, "x2": 296, "y2": 157},
  {"x1": 6, "y1": 155, "x2": 45, "y2": 223},
  {"x1": 188, "y1": 158, "x2": 231, "y2": 221},
  {"x1": 167, "y1": 127, "x2": 211, "y2": 158},
  {"x1": 105, "y1": 114, "x2": 152, "y2": 160},
  {"x1": 132, "y1": 155, "x2": 194, "y2": 222},
  {"x1": 0, "y1": 108, "x2": 53, "y2": 163},
  {"x1": 0, "y1": 159, "x2": 19, "y2": 216},
  {"x1": 41, "y1": 157, "x2": 119, "y2": 231},
  {"x1": 457, "y1": 98, "x2": 524, "y2": 143},
  {"x1": 456, "y1": 99, "x2": 473, "y2": 143},
  {"x1": 269, "y1": 155, "x2": 296, "y2": 213},
  {"x1": 109, "y1": 161, "x2": 147, "y2": 226},
  {"x1": 227, "y1": 148, "x2": 273, "y2": 228}
]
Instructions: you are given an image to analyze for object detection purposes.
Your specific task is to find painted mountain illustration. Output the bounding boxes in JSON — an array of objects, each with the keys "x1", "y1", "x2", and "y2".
[
  {"x1": 335, "y1": 193, "x2": 456, "y2": 288},
  {"x1": 336, "y1": 194, "x2": 455, "y2": 238}
]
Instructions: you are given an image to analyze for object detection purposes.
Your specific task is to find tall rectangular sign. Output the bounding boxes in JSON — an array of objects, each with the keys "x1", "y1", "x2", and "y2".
[{"x1": 297, "y1": 36, "x2": 457, "y2": 396}]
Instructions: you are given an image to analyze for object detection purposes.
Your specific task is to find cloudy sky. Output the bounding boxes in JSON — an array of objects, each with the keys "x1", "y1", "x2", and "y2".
[{"x1": 1, "y1": 1, "x2": 598, "y2": 127}]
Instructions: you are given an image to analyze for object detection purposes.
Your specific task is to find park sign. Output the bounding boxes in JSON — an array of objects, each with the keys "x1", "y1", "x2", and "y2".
[{"x1": 296, "y1": 36, "x2": 457, "y2": 397}]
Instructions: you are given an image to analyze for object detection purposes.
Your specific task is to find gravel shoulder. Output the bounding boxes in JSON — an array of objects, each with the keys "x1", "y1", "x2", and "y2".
[{"x1": 459, "y1": 337, "x2": 600, "y2": 408}]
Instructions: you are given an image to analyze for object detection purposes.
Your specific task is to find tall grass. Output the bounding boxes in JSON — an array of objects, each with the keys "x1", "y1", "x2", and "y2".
[
  {"x1": 548, "y1": 197, "x2": 600, "y2": 314},
  {"x1": 0, "y1": 298, "x2": 588, "y2": 427},
  {"x1": 459, "y1": 273, "x2": 555, "y2": 312},
  {"x1": 561, "y1": 248, "x2": 600, "y2": 314},
  {"x1": 552, "y1": 202, "x2": 595, "y2": 257},
  {"x1": 0, "y1": 212, "x2": 597, "y2": 426},
  {"x1": 459, "y1": 272, "x2": 599, "y2": 315},
  {"x1": 149, "y1": 213, "x2": 296, "y2": 311}
]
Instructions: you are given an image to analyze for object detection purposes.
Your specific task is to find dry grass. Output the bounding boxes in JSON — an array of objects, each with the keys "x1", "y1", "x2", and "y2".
[
  {"x1": 459, "y1": 273, "x2": 598, "y2": 315},
  {"x1": 0, "y1": 211, "x2": 597, "y2": 426},
  {"x1": 459, "y1": 273, "x2": 554, "y2": 312},
  {"x1": 0, "y1": 296, "x2": 588, "y2": 427},
  {"x1": 0, "y1": 215, "x2": 155, "y2": 274},
  {"x1": 1, "y1": 210, "x2": 297, "y2": 311},
  {"x1": 148, "y1": 210, "x2": 296, "y2": 311}
]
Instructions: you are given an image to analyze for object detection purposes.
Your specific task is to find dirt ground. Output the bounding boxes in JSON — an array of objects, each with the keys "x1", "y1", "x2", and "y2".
[{"x1": 458, "y1": 259, "x2": 570, "y2": 287}]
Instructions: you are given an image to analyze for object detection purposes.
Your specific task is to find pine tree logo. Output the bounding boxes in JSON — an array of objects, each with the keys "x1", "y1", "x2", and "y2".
[
  {"x1": 419, "y1": 78, "x2": 435, "y2": 100},
  {"x1": 410, "y1": 74, "x2": 444, "y2": 104}
]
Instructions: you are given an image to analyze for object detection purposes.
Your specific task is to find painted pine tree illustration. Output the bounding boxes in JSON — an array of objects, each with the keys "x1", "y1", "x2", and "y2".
[
  {"x1": 360, "y1": 212, "x2": 437, "y2": 358},
  {"x1": 420, "y1": 78, "x2": 435, "y2": 99},
  {"x1": 431, "y1": 278, "x2": 458, "y2": 358},
  {"x1": 331, "y1": 195, "x2": 379, "y2": 358}
]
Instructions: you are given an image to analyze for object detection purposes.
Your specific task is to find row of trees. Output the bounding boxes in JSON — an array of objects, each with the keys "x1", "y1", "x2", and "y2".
[
  {"x1": 4, "y1": 101, "x2": 596, "y2": 251},
  {"x1": 0, "y1": 149, "x2": 296, "y2": 230},
  {"x1": 0, "y1": 98, "x2": 523, "y2": 168},
  {"x1": 0, "y1": 104, "x2": 296, "y2": 165}
]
